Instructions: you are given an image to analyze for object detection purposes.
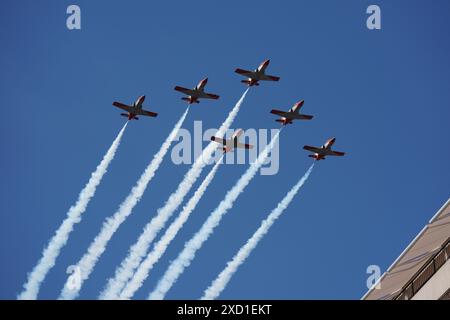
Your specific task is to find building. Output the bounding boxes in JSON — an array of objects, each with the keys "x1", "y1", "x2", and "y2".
[{"x1": 363, "y1": 198, "x2": 450, "y2": 300}]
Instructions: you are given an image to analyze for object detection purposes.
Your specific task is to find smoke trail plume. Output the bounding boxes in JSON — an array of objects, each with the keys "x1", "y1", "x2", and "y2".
[
  {"x1": 119, "y1": 158, "x2": 223, "y2": 299},
  {"x1": 18, "y1": 123, "x2": 128, "y2": 300},
  {"x1": 149, "y1": 130, "x2": 281, "y2": 300},
  {"x1": 100, "y1": 89, "x2": 249, "y2": 300},
  {"x1": 59, "y1": 108, "x2": 189, "y2": 300},
  {"x1": 202, "y1": 163, "x2": 314, "y2": 300}
]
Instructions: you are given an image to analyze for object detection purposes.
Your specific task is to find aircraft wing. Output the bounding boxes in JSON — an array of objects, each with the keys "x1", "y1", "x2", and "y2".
[
  {"x1": 329, "y1": 151, "x2": 345, "y2": 156},
  {"x1": 174, "y1": 86, "x2": 196, "y2": 96},
  {"x1": 260, "y1": 74, "x2": 280, "y2": 82},
  {"x1": 137, "y1": 109, "x2": 158, "y2": 117},
  {"x1": 270, "y1": 109, "x2": 288, "y2": 117},
  {"x1": 292, "y1": 114, "x2": 313, "y2": 120},
  {"x1": 236, "y1": 142, "x2": 253, "y2": 149},
  {"x1": 303, "y1": 145, "x2": 322, "y2": 153},
  {"x1": 198, "y1": 92, "x2": 220, "y2": 100},
  {"x1": 235, "y1": 68, "x2": 255, "y2": 77},
  {"x1": 113, "y1": 102, "x2": 133, "y2": 113},
  {"x1": 211, "y1": 136, "x2": 226, "y2": 145}
]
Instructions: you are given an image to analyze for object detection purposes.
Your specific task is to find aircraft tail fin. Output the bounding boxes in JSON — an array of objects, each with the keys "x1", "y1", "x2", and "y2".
[{"x1": 241, "y1": 80, "x2": 259, "y2": 86}]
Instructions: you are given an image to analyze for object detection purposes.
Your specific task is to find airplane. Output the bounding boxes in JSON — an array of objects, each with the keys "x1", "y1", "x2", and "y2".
[
  {"x1": 174, "y1": 78, "x2": 220, "y2": 104},
  {"x1": 234, "y1": 59, "x2": 280, "y2": 86},
  {"x1": 211, "y1": 129, "x2": 254, "y2": 153},
  {"x1": 270, "y1": 100, "x2": 313, "y2": 125},
  {"x1": 303, "y1": 137, "x2": 346, "y2": 161},
  {"x1": 112, "y1": 95, "x2": 158, "y2": 120}
]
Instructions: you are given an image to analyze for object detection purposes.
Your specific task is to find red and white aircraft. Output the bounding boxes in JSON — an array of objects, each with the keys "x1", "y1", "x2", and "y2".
[
  {"x1": 211, "y1": 129, "x2": 254, "y2": 153},
  {"x1": 112, "y1": 96, "x2": 158, "y2": 120},
  {"x1": 303, "y1": 137, "x2": 345, "y2": 161},
  {"x1": 270, "y1": 100, "x2": 313, "y2": 125},
  {"x1": 235, "y1": 59, "x2": 280, "y2": 86},
  {"x1": 174, "y1": 78, "x2": 220, "y2": 104}
]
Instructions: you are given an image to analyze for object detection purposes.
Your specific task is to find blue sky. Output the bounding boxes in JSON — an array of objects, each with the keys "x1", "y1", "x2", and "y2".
[{"x1": 1, "y1": 0, "x2": 449, "y2": 299}]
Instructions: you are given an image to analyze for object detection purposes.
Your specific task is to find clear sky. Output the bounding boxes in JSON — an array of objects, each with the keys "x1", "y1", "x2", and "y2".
[{"x1": 1, "y1": 0, "x2": 449, "y2": 299}]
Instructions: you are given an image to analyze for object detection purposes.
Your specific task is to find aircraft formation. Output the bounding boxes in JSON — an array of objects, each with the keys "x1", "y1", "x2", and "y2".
[
  {"x1": 112, "y1": 59, "x2": 345, "y2": 160},
  {"x1": 19, "y1": 59, "x2": 347, "y2": 301}
]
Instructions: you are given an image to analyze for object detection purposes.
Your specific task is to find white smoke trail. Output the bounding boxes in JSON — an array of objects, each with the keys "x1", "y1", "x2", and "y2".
[
  {"x1": 58, "y1": 108, "x2": 189, "y2": 300},
  {"x1": 99, "y1": 89, "x2": 249, "y2": 300},
  {"x1": 149, "y1": 130, "x2": 281, "y2": 300},
  {"x1": 17, "y1": 123, "x2": 128, "y2": 300},
  {"x1": 119, "y1": 157, "x2": 223, "y2": 299},
  {"x1": 201, "y1": 163, "x2": 314, "y2": 300}
]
